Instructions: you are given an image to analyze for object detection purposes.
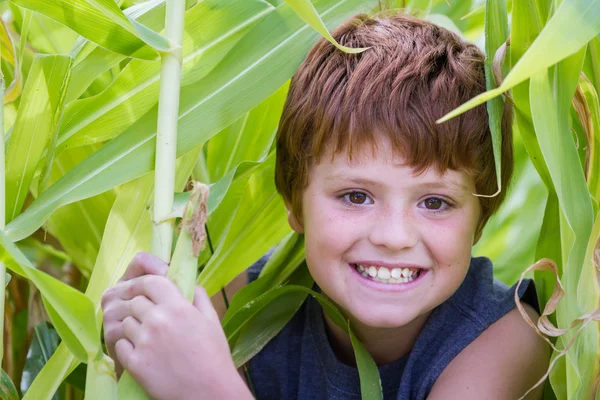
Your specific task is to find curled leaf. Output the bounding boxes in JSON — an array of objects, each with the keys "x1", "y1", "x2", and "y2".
[{"x1": 514, "y1": 258, "x2": 600, "y2": 399}]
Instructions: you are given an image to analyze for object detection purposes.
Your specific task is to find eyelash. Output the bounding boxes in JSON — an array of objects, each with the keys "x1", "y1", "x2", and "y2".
[{"x1": 337, "y1": 191, "x2": 454, "y2": 214}]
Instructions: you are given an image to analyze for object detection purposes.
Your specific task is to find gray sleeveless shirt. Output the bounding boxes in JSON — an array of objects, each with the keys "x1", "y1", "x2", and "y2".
[{"x1": 246, "y1": 256, "x2": 539, "y2": 399}]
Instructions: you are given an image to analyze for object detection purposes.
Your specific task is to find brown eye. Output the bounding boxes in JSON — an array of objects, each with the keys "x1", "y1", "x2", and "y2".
[
  {"x1": 424, "y1": 198, "x2": 443, "y2": 210},
  {"x1": 341, "y1": 191, "x2": 373, "y2": 206},
  {"x1": 348, "y1": 192, "x2": 367, "y2": 204}
]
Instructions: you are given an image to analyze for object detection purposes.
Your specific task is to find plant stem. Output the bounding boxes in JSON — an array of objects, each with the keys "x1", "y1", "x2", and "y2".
[
  {"x1": 0, "y1": 75, "x2": 5, "y2": 366},
  {"x1": 119, "y1": 1, "x2": 185, "y2": 397},
  {"x1": 151, "y1": 0, "x2": 186, "y2": 263}
]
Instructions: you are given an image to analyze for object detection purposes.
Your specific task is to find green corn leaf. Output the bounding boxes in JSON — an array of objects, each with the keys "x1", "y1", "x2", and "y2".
[
  {"x1": 483, "y1": 0, "x2": 508, "y2": 194},
  {"x1": 39, "y1": 146, "x2": 117, "y2": 277},
  {"x1": 0, "y1": 369, "x2": 18, "y2": 400},
  {"x1": 4, "y1": 54, "x2": 72, "y2": 223},
  {"x1": 534, "y1": 193, "x2": 562, "y2": 314},
  {"x1": 227, "y1": 266, "x2": 314, "y2": 367},
  {"x1": 205, "y1": 82, "x2": 289, "y2": 182},
  {"x1": 10, "y1": 6, "x2": 80, "y2": 55},
  {"x1": 583, "y1": 37, "x2": 600, "y2": 94},
  {"x1": 59, "y1": 0, "x2": 273, "y2": 153},
  {"x1": 510, "y1": 0, "x2": 554, "y2": 189},
  {"x1": 197, "y1": 155, "x2": 291, "y2": 296},
  {"x1": 11, "y1": 0, "x2": 172, "y2": 60},
  {"x1": 530, "y1": 51, "x2": 596, "y2": 398},
  {"x1": 21, "y1": 343, "x2": 78, "y2": 400},
  {"x1": 578, "y1": 75, "x2": 600, "y2": 202},
  {"x1": 66, "y1": 0, "x2": 197, "y2": 102},
  {"x1": 225, "y1": 283, "x2": 382, "y2": 398},
  {"x1": 230, "y1": 290, "x2": 310, "y2": 367},
  {"x1": 84, "y1": 353, "x2": 117, "y2": 400},
  {"x1": 223, "y1": 232, "x2": 305, "y2": 325},
  {"x1": 438, "y1": 0, "x2": 600, "y2": 123},
  {"x1": 4, "y1": 0, "x2": 375, "y2": 242},
  {"x1": 349, "y1": 328, "x2": 383, "y2": 400},
  {"x1": 0, "y1": 231, "x2": 99, "y2": 363},
  {"x1": 283, "y1": 0, "x2": 368, "y2": 53},
  {"x1": 473, "y1": 148, "x2": 548, "y2": 285},
  {"x1": 20, "y1": 322, "x2": 61, "y2": 400}
]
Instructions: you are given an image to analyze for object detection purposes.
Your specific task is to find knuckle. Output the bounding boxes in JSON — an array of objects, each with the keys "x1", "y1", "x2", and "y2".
[
  {"x1": 146, "y1": 308, "x2": 169, "y2": 331},
  {"x1": 102, "y1": 304, "x2": 117, "y2": 321},
  {"x1": 103, "y1": 324, "x2": 121, "y2": 344},
  {"x1": 101, "y1": 288, "x2": 115, "y2": 308}
]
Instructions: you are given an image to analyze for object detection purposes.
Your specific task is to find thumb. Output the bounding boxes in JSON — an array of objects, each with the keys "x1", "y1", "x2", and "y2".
[{"x1": 193, "y1": 285, "x2": 219, "y2": 323}]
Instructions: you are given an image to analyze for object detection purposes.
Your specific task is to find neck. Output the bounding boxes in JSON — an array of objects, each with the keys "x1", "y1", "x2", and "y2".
[{"x1": 322, "y1": 309, "x2": 432, "y2": 367}]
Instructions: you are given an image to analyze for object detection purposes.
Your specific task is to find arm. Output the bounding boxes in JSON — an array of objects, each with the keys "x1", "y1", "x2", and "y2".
[{"x1": 427, "y1": 304, "x2": 550, "y2": 400}]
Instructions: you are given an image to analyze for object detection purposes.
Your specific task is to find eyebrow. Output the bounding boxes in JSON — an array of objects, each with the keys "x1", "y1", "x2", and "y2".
[
  {"x1": 324, "y1": 173, "x2": 470, "y2": 192},
  {"x1": 324, "y1": 174, "x2": 386, "y2": 187}
]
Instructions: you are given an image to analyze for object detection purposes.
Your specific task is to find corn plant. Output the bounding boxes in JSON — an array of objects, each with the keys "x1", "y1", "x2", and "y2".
[{"x1": 0, "y1": 0, "x2": 598, "y2": 399}]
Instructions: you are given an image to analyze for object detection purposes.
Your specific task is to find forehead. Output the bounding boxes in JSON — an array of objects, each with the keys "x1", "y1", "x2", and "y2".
[{"x1": 311, "y1": 138, "x2": 476, "y2": 192}]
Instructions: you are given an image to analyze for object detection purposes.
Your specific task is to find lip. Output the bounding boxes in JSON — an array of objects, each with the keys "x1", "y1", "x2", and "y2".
[
  {"x1": 348, "y1": 263, "x2": 429, "y2": 292},
  {"x1": 351, "y1": 260, "x2": 428, "y2": 270}
]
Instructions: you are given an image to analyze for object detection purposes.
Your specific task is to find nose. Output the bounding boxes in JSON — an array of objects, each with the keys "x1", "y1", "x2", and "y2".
[{"x1": 368, "y1": 206, "x2": 419, "y2": 251}]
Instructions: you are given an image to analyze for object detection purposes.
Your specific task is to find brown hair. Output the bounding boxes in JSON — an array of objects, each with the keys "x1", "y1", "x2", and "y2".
[{"x1": 275, "y1": 13, "x2": 513, "y2": 236}]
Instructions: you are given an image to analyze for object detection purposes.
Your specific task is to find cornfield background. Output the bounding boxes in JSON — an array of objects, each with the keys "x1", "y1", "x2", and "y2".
[{"x1": 0, "y1": 0, "x2": 598, "y2": 399}]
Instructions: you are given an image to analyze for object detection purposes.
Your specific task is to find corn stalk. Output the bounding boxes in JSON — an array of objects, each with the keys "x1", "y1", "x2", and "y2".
[{"x1": 118, "y1": 0, "x2": 186, "y2": 398}]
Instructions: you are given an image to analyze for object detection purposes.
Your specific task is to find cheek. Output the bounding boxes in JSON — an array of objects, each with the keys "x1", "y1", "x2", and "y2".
[
  {"x1": 422, "y1": 215, "x2": 477, "y2": 261},
  {"x1": 302, "y1": 197, "x2": 363, "y2": 261}
]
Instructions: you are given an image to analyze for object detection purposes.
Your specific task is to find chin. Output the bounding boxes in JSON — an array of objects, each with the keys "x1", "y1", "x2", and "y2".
[{"x1": 346, "y1": 306, "x2": 418, "y2": 329}]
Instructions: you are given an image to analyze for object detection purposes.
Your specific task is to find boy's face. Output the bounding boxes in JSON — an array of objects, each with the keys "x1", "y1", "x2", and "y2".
[{"x1": 288, "y1": 136, "x2": 481, "y2": 329}]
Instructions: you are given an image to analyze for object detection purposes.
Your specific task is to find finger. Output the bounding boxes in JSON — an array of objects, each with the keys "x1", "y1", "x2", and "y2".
[
  {"x1": 128, "y1": 295, "x2": 155, "y2": 322},
  {"x1": 122, "y1": 316, "x2": 143, "y2": 345},
  {"x1": 121, "y1": 252, "x2": 169, "y2": 282},
  {"x1": 111, "y1": 275, "x2": 179, "y2": 304},
  {"x1": 115, "y1": 338, "x2": 135, "y2": 371},
  {"x1": 193, "y1": 286, "x2": 219, "y2": 323}
]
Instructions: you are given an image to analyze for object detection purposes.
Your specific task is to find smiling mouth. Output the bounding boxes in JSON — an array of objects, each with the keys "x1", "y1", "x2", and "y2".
[{"x1": 351, "y1": 263, "x2": 422, "y2": 284}]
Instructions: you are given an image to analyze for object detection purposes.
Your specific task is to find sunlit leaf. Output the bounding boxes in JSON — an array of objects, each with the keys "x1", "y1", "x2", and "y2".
[
  {"x1": 483, "y1": 0, "x2": 509, "y2": 193},
  {"x1": 12, "y1": 0, "x2": 171, "y2": 59},
  {"x1": 530, "y1": 50, "x2": 596, "y2": 398},
  {"x1": 5, "y1": 0, "x2": 375, "y2": 242},
  {"x1": 58, "y1": 0, "x2": 273, "y2": 153},
  {"x1": 0, "y1": 19, "x2": 22, "y2": 104},
  {"x1": 198, "y1": 155, "x2": 290, "y2": 296},
  {"x1": 5, "y1": 54, "x2": 72, "y2": 223},
  {"x1": 205, "y1": 82, "x2": 288, "y2": 182},
  {"x1": 0, "y1": 230, "x2": 100, "y2": 363},
  {"x1": 438, "y1": 0, "x2": 600, "y2": 123},
  {"x1": 41, "y1": 146, "x2": 117, "y2": 277},
  {"x1": 283, "y1": 0, "x2": 368, "y2": 53}
]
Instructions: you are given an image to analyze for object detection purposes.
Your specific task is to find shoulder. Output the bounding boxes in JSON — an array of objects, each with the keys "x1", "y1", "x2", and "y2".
[{"x1": 427, "y1": 303, "x2": 550, "y2": 399}]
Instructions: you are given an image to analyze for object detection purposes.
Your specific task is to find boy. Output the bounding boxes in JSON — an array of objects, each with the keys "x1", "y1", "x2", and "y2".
[{"x1": 101, "y1": 13, "x2": 549, "y2": 399}]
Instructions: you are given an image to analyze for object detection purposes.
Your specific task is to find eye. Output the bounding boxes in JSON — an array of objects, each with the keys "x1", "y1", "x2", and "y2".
[
  {"x1": 340, "y1": 191, "x2": 373, "y2": 206},
  {"x1": 419, "y1": 197, "x2": 451, "y2": 212}
]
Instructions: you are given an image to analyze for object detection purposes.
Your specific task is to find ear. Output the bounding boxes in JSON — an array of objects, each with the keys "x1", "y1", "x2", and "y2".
[{"x1": 284, "y1": 201, "x2": 304, "y2": 234}]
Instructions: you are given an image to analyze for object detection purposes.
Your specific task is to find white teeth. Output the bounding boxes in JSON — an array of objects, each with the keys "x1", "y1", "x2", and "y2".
[
  {"x1": 354, "y1": 263, "x2": 420, "y2": 284},
  {"x1": 377, "y1": 268, "x2": 390, "y2": 279}
]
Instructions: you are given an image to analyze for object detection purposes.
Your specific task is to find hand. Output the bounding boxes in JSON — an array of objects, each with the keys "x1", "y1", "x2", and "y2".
[{"x1": 101, "y1": 252, "x2": 251, "y2": 400}]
